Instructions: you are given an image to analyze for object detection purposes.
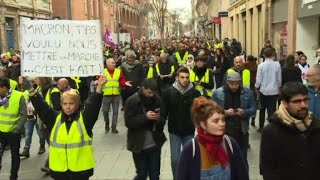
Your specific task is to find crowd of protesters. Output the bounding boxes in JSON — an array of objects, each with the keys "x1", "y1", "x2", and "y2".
[{"x1": 0, "y1": 36, "x2": 319, "y2": 180}]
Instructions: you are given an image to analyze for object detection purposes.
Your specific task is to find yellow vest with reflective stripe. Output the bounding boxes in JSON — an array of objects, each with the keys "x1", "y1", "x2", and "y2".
[
  {"x1": 227, "y1": 68, "x2": 251, "y2": 88},
  {"x1": 45, "y1": 87, "x2": 61, "y2": 107},
  {"x1": 0, "y1": 90, "x2": 23, "y2": 132},
  {"x1": 147, "y1": 67, "x2": 154, "y2": 79},
  {"x1": 155, "y1": 63, "x2": 175, "y2": 76},
  {"x1": 49, "y1": 113, "x2": 94, "y2": 172},
  {"x1": 175, "y1": 52, "x2": 189, "y2": 65},
  {"x1": 190, "y1": 69, "x2": 213, "y2": 97},
  {"x1": 103, "y1": 69, "x2": 121, "y2": 95},
  {"x1": 9, "y1": 79, "x2": 17, "y2": 90}
]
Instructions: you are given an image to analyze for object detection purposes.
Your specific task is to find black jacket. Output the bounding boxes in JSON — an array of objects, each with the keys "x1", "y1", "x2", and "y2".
[
  {"x1": 121, "y1": 61, "x2": 145, "y2": 88},
  {"x1": 156, "y1": 61, "x2": 175, "y2": 85},
  {"x1": 124, "y1": 91, "x2": 166, "y2": 153},
  {"x1": 281, "y1": 67, "x2": 302, "y2": 86},
  {"x1": 7, "y1": 63, "x2": 20, "y2": 82},
  {"x1": 161, "y1": 85, "x2": 200, "y2": 136},
  {"x1": 30, "y1": 92, "x2": 103, "y2": 179},
  {"x1": 260, "y1": 114, "x2": 320, "y2": 180}
]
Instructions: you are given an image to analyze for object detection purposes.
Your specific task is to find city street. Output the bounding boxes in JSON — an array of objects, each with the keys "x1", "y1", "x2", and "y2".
[{"x1": 0, "y1": 110, "x2": 263, "y2": 180}]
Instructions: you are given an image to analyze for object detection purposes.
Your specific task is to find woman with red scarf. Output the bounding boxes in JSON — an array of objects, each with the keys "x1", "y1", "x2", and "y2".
[{"x1": 177, "y1": 97, "x2": 249, "y2": 180}]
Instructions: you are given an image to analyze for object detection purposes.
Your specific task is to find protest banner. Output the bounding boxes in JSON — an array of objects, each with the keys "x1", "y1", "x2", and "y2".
[{"x1": 20, "y1": 20, "x2": 104, "y2": 77}]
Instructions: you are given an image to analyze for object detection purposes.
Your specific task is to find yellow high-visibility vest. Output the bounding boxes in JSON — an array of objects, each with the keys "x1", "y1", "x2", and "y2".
[
  {"x1": 147, "y1": 67, "x2": 154, "y2": 79},
  {"x1": 155, "y1": 63, "x2": 175, "y2": 76},
  {"x1": 49, "y1": 113, "x2": 94, "y2": 172},
  {"x1": 227, "y1": 68, "x2": 251, "y2": 88},
  {"x1": 175, "y1": 52, "x2": 189, "y2": 65},
  {"x1": 103, "y1": 68, "x2": 121, "y2": 95},
  {"x1": 190, "y1": 69, "x2": 213, "y2": 97},
  {"x1": 9, "y1": 79, "x2": 17, "y2": 90},
  {"x1": 45, "y1": 87, "x2": 61, "y2": 107},
  {"x1": 214, "y1": 42, "x2": 223, "y2": 49},
  {"x1": 0, "y1": 90, "x2": 23, "y2": 132}
]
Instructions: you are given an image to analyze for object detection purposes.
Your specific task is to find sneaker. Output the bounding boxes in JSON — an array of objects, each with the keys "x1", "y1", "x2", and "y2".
[
  {"x1": 38, "y1": 146, "x2": 45, "y2": 154},
  {"x1": 19, "y1": 147, "x2": 30, "y2": 158}
]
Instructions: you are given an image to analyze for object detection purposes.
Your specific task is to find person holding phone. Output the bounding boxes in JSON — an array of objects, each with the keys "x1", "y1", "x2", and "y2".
[
  {"x1": 124, "y1": 78, "x2": 166, "y2": 180},
  {"x1": 212, "y1": 72, "x2": 256, "y2": 162}
]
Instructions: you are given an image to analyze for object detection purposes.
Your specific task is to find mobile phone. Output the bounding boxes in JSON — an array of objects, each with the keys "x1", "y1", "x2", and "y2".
[{"x1": 154, "y1": 108, "x2": 160, "y2": 113}]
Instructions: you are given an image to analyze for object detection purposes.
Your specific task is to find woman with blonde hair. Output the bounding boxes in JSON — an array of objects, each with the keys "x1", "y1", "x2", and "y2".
[
  {"x1": 177, "y1": 97, "x2": 248, "y2": 180},
  {"x1": 28, "y1": 76, "x2": 107, "y2": 180}
]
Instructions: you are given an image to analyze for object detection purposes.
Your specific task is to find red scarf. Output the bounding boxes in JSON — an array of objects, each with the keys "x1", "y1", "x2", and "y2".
[{"x1": 197, "y1": 128, "x2": 229, "y2": 167}]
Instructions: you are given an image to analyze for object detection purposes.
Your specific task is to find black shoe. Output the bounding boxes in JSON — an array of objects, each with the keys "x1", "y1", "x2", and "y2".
[
  {"x1": 251, "y1": 119, "x2": 256, "y2": 127},
  {"x1": 38, "y1": 146, "x2": 45, "y2": 154},
  {"x1": 257, "y1": 128, "x2": 263, "y2": 133},
  {"x1": 120, "y1": 107, "x2": 124, "y2": 111},
  {"x1": 111, "y1": 128, "x2": 119, "y2": 134},
  {"x1": 105, "y1": 126, "x2": 110, "y2": 133},
  {"x1": 19, "y1": 147, "x2": 30, "y2": 158},
  {"x1": 248, "y1": 144, "x2": 251, "y2": 149},
  {"x1": 41, "y1": 167, "x2": 50, "y2": 173}
]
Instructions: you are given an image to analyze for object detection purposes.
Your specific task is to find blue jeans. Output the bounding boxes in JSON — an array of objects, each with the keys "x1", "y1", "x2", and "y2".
[
  {"x1": 24, "y1": 119, "x2": 45, "y2": 148},
  {"x1": 132, "y1": 147, "x2": 161, "y2": 180},
  {"x1": 169, "y1": 133, "x2": 194, "y2": 180}
]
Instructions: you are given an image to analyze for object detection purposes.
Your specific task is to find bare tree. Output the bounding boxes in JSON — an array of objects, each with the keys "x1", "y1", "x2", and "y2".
[
  {"x1": 148, "y1": 0, "x2": 168, "y2": 46},
  {"x1": 171, "y1": 8, "x2": 183, "y2": 36}
]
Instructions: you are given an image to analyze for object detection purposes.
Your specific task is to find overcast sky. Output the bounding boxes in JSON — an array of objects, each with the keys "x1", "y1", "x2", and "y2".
[{"x1": 167, "y1": 0, "x2": 192, "y2": 24}]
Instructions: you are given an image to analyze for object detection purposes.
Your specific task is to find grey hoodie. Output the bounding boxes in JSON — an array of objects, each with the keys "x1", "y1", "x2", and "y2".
[{"x1": 172, "y1": 80, "x2": 193, "y2": 95}]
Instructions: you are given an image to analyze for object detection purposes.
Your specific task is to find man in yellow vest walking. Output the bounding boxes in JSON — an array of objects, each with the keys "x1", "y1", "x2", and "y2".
[
  {"x1": 223, "y1": 56, "x2": 251, "y2": 89},
  {"x1": 174, "y1": 43, "x2": 189, "y2": 67},
  {"x1": 189, "y1": 56, "x2": 214, "y2": 97},
  {"x1": 0, "y1": 78, "x2": 27, "y2": 180},
  {"x1": 29, "y1": 75, "x2": 107, "y2": 180},
  {"x1": 103, "y1": 58, "x2": 132, "y2": 133}
]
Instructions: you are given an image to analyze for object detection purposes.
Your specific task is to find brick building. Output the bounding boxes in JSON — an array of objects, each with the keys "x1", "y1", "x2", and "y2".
[{"x1": 52, "y1": 0, "x2": 148, "y2": 40}]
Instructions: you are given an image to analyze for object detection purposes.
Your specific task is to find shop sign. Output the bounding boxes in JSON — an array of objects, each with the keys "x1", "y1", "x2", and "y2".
[
  {"x1": 213, "y1": 17, "x2": 221, "y2": 24},
  {"x1": 218, "y1": 11, "x2": 228, "y2": 17}
]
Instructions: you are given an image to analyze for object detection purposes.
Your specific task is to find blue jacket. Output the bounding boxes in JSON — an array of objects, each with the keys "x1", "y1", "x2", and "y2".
[
  {"x1": 308, "y1": 87, "x2": 320, "y2": 119},
  {"x1": 177, "y1": 136, "x2": 249, "y2": 180},
  {"x1": 212, "y1": 86, "x2": 256, "y2": 133}
]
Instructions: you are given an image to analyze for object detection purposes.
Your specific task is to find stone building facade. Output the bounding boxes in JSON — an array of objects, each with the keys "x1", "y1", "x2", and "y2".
[{"x1": 0, "y1": 0, "x2": 52, "y2": 52}]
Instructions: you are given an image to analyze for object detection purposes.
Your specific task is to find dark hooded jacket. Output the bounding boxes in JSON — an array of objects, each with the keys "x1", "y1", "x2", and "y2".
[{"x1": 260, "y1": 113, "x2": 320, "y2": 180}]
